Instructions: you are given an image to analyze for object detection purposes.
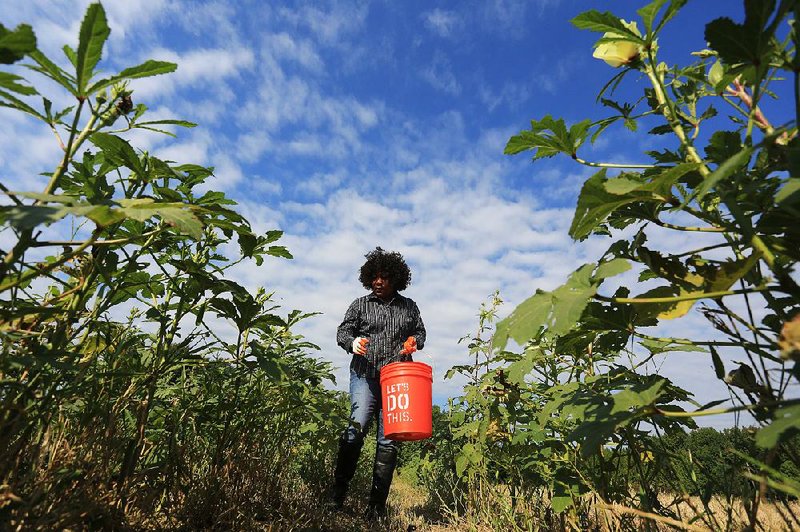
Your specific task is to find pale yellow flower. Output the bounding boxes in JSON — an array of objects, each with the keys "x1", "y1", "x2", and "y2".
[{"x1": 592, "y1": 20, "x2": 643, "y2": 68}]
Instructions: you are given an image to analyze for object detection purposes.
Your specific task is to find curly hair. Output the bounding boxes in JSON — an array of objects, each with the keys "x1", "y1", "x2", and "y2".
[{"x1": 359, "y1": 247, "x2": 412, "y2": 291}]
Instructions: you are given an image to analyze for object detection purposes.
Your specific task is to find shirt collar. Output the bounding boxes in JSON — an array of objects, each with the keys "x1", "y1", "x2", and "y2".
[{"x1": 368, "y1": 292, "x2": 401, "y2": 305}]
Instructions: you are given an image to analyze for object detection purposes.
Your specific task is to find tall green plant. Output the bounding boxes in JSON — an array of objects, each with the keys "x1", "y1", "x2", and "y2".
[
  {"x1": 479, "y1": 0, "x2": 799, "y2": 528},
  {"x1": 0, "y1": 5, "x2": 344, "y2": 529}
]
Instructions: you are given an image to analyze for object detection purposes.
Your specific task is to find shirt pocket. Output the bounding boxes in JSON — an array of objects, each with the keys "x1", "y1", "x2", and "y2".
[{"x1": 400, "y1": 312, "x2": 417, "y2": 335}]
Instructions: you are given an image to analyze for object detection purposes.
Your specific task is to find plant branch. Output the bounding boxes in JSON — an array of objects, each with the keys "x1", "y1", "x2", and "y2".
[
  {"x1": 28, "y1": 230, "x2": 160, "y2": 247},
  {"x1": 671, "y1": 242, "x2": 733, "y2": 258},
  {"x1": 650, "y1": 218, "x2": 726, "y2": 232},
  {"x1": 0, "y1": 182, "x2": 23, "y2": 206},
  {"x1": 643, "y1": 56, "x2": 710, "y2": 178},
  {"x1": 596, "y1": 285, "x2": 775, "y2": 305},
  {"x1": 654, "y1": 398, "x2": 800, "y2": 418},
  {"x1": 573, "y1": 157, "x2": 659, "y2": 169},
  {"x1": 597, "y1": 502, "x2": 708, "y2": 531},
  {"x1": 726, "y1": 79, "x2": 774, "y2": 135},
  {"x1": 0, "y1": 237, "x2": 96, "y2": 293}
]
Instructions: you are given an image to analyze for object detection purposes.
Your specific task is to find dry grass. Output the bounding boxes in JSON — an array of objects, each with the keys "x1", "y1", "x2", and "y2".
[
  {"x1": 377, "y1": 478, "x2": 800, "y2": 532},
  {"x1": 5, "y1": 448, "x2": 798, "y2": 532},
  {"x1": 588, "y1": 494, "x2": 800, "y2": 531}
]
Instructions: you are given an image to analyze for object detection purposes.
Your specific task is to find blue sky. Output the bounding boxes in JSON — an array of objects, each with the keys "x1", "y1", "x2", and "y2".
[{"x1": 1, "y1": 1, "x2": 781, "y2": 427}]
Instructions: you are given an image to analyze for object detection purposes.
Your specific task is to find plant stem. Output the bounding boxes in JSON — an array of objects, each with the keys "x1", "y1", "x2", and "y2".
[
  {"x1": 0, "y1": 237, "x2": 96, "y2": 293},
  {"x1": 650, "y1": 218, "x2": 726, "y2": 232},
  {"x1": 655, "y1": 398, "x2": 800, "y2": 418},
  {"x1": 671, "y1": 242, "x2": 733, "y2": 258},
  {"x1": 597, "y1": 502, "x2": 707, "y2": 531},
  {"x1": 28, "y1": 230, "x2": 160, "y2": 247},
  {"x1": 643, "y1": 58, "x2": 710, "y2": 178},
  {"x1": 596, "y1": 285, "x2": 774, "y2": 305},
  {"x1": 573, "y1": 157, "x2": 659, "y2": 169}
]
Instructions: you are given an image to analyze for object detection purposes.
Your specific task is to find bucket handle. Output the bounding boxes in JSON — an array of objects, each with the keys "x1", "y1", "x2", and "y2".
[
  {"x1": 417, "y1": 352, "x2": 435, "y2": 381},
  {"x1": 399, "y1": 352, "x2": 435, "y2": 380}
]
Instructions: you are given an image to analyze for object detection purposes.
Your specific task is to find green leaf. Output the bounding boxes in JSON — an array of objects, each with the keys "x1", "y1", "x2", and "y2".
[
  {"x1": 494, "y1": 290, "x2": 551, "y2": 349},
  {"x1": 610, "y1": 380, "x2": 665, "y2": 414},
  {"x1": 756, "y1": 404, "x2": 800, "y2": 448},
  {"x1": 266, "y1": 246, "x2": 293, "y2": 259},
  {"x1": 75, "y1": 204, "x2": 125, "y2": 226},
  {"x1": 776, "y1": 178, "x2": 800, "y2": 204},
  {"x1": 604, "y1": 176, "x2": 644, "y2": 195},
  {"x1": 0, "y1": 205, "x2": 67, "y2": 229},
  {"x1": 710, "y1": 346, "x2": 725, "y2": 380},
  {"x1": 455, "y1": 453, "x2": 469, "y2": 477},
  {"x1": 27, "y1": 50, "x2": 77, "y2": 95},
  {"x1": 550, "y1": 266, "x2": 597, "y2": 336},
  {"x1": 0, "y1": 72, "x2": 37, "y2": 95},
  {"x1": 550, "y1": 495, "x2": 573, "y2": 514},
  {"x1": 90, "y1": 132, "x2": 144, "y2": 175},
  {"x1": 571, "y1": 164, "x2": 698, "y2": 240},
  {"x1": 593, "y1": 258, "x2": 631, "y2": 281},
  {"x1": 505, "y1": 116, "x2": 591, "y2": 160},
  {"x1": 7, "y1": 192, "x2": 80, "y2": 204},
  {"x1": 639, "y1": 337, "x2": 706, "y2": 354},
  {"x1": 62, "y1": 44, "x2": 77, "y2": 67},
  {"x1": 0, "y1": 23, "x2": 36, "y2": 64},
  {"x1": 655, "y1": 251, "x2": 762, "y2": 320},
  {"x1": 117, "y1": 200, "x2": 203, "y2": 238},
  {"x1": 88, "y1": 60, "x2": 177, "y2": 94},
  {"x1": 135, "y1": 118, "x2": 196, "y2": 128},
  {"x1": 571, "y1": 11, "x2": 645, "y2": 43},
  {"x1": 704, "y1": 130, "x2": 742, "y2": 164},
  {"x1": 75, "y1": 3, "x2": 110, "y2": 95},
  {"x1": 705, "y1": 18, "x2": 758, "y2": 65},
  {"x1": 0, "y1": 88, "x2": 45, "y2": 120},
  {"x1": 506, "y1": 350, "x2": 539, "y2": 384},
  {"x1": 494, "y1": 264, "x2": 597, "y2": 349},
  {"x1": 654, "y1": 0, "x2": 688, "y2": 33},
  {"x1": 637, "y1": 0, "x2": 668, "y2": 34}
]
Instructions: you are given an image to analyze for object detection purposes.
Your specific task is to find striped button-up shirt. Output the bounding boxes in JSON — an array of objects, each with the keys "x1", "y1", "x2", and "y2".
[{"x1": 337, "y1": 292, "x2": 426, "y2": 378}]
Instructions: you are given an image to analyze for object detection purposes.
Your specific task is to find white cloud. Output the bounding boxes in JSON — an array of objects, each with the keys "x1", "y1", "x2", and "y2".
[
  {"x1": 0, "y1": 111, "x2": 64, "y2": 193},
  {"x1": 267, "y1": 32, "x2": 324, "y2": 72},
  {"x1": 225, "y1": 153, "x2": 589, "y2": 399},
  {"x1": 481, "y1": 0, "x2": 531, "y2": 37},
  {"x1": 277, "y1": 1, "x2": 368, "y2": 45},
  {"x1": 233, "y1": 40, "x2": 382, "y2": 160},
  {"x1": 421, "y1": 52, "x2": 461, "y2": 96},
  {"x1": 130, "y1": 47, "x2": 255, "y2": 99},
  {"x1": 294, "y1": 170, "x2": 345, "y2": 199},
  {"x1": 422, "y1": 9, "x2": 461, "y2": 38}
]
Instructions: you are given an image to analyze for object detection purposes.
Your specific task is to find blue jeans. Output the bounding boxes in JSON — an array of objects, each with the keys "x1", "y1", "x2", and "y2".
[{"x1": 344, "y1": 368, "x2": 397, "y2": 448}]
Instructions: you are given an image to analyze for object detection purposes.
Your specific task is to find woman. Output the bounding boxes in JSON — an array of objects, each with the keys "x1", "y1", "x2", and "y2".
[{"x1": 332, "y1": 247, "x2": 426, "y2": 519}]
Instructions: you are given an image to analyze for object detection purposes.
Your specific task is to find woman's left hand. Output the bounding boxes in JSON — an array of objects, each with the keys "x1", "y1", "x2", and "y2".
[{"x1": 399, "y1": 336, "x2": 417, "y2": 355}]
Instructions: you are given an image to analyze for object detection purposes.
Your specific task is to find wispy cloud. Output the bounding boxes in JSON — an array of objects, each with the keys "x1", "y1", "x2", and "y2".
[
  {"x1": 421, "y1": 52, "x2": 461, "y2": 96},
  {"x1": 130, "y1": 47, "x2": 255, "y2": 99},
  {"x1": 277, "y1": 0, "x2": 368, "y2": 45},
  {"x1": 422, "y1": 9, "x2": 461, "y2": 38},
  {"x1": 267, "y1": 32, "x2": 325, "y2": 72}
]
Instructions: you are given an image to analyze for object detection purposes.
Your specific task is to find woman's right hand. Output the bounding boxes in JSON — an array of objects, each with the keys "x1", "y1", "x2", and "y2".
[{"x1": 352, "y1": 337, "x2": 369, "y2": 355}]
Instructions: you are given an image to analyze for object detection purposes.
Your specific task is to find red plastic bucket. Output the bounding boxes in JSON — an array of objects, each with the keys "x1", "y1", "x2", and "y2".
[{"x1": 380, "y1": 361, "x2": 433, "y2": 441}]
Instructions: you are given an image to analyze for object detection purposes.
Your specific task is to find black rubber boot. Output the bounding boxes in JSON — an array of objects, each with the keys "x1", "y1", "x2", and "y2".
[
  {"x1": 331, "y1": 437, "x2": 363, "y2": 509},
  {"x1": 364, "y1": 444, "x2": 398, "y2": 520}
]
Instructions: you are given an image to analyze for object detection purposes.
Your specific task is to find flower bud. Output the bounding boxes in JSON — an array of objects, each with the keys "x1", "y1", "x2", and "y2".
[
  {"x1": 708, "y1": 60, "x2": 724, "y2": 88},
  {"x1": 778, "y1": 314, "x2": 800, "y2": 362},
  {"x1": 592, "y1": 20, "x2": 643, "y2": 68}
]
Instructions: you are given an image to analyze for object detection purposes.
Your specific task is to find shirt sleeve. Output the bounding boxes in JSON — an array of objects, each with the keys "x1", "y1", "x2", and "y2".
[
  {"x1": 336, "y1": 300, "x2": 360, "y2": 352},
  {"x1": 411, "y1": 300, "x2": 426, "y2": 351}
]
